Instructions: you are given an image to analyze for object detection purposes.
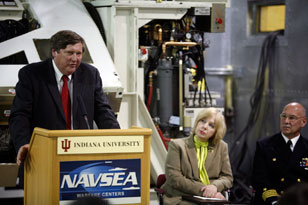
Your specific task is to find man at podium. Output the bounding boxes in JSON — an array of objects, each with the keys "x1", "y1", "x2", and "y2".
[{"x1": 9, "y1": 30, "x2": 120, "y2": 188}]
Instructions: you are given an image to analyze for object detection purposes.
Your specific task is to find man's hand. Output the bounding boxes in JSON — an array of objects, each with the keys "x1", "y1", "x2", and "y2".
[
  {"x1": 201, "y1": 184, "x2": 218, "y2": 198},
  {"x1": 17, "y1": 144, "x2": 29, "y2": 166}
]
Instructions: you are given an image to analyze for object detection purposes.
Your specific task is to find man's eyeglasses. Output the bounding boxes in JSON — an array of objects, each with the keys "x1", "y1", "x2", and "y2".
[{"x1": 280, "y1": 113, "x2": 305, "y2": 122}]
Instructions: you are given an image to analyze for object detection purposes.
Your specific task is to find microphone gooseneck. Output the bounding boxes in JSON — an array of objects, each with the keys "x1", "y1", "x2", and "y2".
[{"x1": 78, "y1": 95, "x2": 90, "y2": 129}]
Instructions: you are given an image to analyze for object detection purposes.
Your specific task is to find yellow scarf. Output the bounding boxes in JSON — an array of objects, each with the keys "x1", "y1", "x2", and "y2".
[{"x1": 194, "y1": 135, "x2": 210, "y2": 185}]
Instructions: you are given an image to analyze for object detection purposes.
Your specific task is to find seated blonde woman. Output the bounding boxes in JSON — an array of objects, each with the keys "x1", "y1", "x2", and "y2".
[{"x1": 161, "y1": 107, "x2": 233, "y2": 205}]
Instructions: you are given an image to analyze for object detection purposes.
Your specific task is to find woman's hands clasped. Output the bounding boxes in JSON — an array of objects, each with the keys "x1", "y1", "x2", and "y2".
[{"x1": 201, "y1": 185, "x2": 226, "y2": 200}]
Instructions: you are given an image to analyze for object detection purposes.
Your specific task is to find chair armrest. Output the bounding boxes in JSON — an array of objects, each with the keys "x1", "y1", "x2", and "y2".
[{"x1": 154, "y1": 187, "x2": 165, "y2": 195}]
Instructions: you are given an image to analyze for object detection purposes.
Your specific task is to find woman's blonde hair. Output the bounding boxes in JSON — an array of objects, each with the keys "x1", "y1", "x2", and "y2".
[{"x1": 191, "y1": 107, "x2": 226, "y2": 145}]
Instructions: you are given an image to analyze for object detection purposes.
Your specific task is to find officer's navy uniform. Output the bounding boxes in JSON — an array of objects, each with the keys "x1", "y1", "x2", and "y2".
[{"x1": 252, "y1": 133, "x2": 308, "y2": 204}]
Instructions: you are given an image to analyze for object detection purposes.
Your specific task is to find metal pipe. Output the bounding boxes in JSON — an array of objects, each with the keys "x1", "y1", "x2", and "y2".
[
  {"x1": 147, "y1": 70, "x2": 156, "y2": 110},
  {"x1": 157, "y1": 59, "x2": 173, "y2": 131},
  {"x1": 179, "y1": 59, "x2": 183, "y2": 129},
  {"x1": 161, "y1": 41, "x2": 197, "y2": 58},
  {"x1": 160, "y1": 41, "x2": 197, "y2": 129},
  {"x1": 154, "y1": 24, "x2": 163, "y2": 45}
]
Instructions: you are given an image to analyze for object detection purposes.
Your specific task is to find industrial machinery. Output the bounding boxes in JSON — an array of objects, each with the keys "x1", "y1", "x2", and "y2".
[
  {"x1": 139, "y1": 11, "x2": 226, "y2": 136},
  {"x1": 92, "y1": 0, "x2": 230, "y2": 183}
]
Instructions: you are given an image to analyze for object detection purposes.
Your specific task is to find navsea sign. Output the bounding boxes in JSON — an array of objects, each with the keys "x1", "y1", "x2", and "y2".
[{"x1": 59, "y1": 159, "x2": 141, "y2": 204}]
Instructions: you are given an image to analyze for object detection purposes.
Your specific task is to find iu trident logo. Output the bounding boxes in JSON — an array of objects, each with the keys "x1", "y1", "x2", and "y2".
[{"x1": 62, "y1": 139, "x2": 71, "y2": 152}]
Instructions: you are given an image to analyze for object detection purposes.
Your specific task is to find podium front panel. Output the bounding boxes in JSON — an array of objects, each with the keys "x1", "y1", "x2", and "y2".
[
  {"x1": 59, "y1": 159, "x2": 141, "y2": 204},
  {"x1": 24, "y1": 128, "x2": 151, "y2": 205}
]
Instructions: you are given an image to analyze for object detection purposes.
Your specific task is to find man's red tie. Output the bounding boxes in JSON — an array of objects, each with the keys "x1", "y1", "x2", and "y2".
[{"x1": 61, "y1": 75, "x2": 71, "y2": 129}]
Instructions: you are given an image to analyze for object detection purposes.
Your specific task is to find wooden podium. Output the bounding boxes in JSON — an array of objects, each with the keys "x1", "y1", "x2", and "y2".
[{"x1": 24, "y1": 127, "x2": 152, "y2": 205}]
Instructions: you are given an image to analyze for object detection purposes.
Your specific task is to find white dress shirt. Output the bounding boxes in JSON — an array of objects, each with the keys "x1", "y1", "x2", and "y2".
[{"x1": 52, "y1": 59, "x2": 74, "y2": 129}]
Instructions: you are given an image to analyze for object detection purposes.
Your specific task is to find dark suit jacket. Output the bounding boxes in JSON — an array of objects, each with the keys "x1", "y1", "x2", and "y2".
[
  {"x1": 252, "y1": 133, "x2": 308, "y2": 204},
  {"x1": 9, "y1": 58, "x2": 120, "y2": 153},
  {"x1": 161, "y1": 136, "x2": 233, "y2": 205}
]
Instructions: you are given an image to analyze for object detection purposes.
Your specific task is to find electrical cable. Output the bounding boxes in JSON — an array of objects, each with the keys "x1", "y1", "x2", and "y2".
[
  {"x1": 147, "y1": 83, "x2": 153, "y2": 110},
  {"x1": 232, "y1": 29, "x2": 283, "y2": 163},
  {"x1": 230, "y1": 30, "x2": 284, "y2": 202},
  {"x1": 185, "y1": 45, "x2": 212, "y2": 107},
  {"x1": 146, "y1": 71, "x2": 155, "y2": 110}
]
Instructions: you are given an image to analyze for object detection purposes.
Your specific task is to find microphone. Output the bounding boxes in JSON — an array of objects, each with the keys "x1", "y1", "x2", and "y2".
[{"x1": 78, "y1": 95, "x2": 90, "y2": 129}]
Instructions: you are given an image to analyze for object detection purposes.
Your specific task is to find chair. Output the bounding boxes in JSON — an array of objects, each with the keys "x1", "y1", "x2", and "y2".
[
  {"x1": 154, "y1": 174, "x2": 166, "y2": 205},
  {"x1": 154, "y1": 174, "x2": 230, "y2": 204}
]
